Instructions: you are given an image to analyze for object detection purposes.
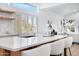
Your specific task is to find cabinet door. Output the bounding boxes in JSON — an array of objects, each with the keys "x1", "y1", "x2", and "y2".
[{"x1": 0, "y1": 48, "x2": 10, "y2": 56}]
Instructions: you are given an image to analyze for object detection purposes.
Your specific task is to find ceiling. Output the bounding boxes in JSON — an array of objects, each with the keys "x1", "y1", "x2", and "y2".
[
  {"x1": 31, "y1": 3, "x2": 63, "y2": 9},
  {"x1": 32, "y1": 3, "x2": 79, "y2": 17},
  {"x1": 42, "y1": 3, "x2": 79, "y2": 16}
]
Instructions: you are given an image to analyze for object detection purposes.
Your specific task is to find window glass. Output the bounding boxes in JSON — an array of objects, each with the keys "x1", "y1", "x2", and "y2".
[
  {"x1": 33, "y1": 17, "x2": 37, "y2": 26},
  {"x1": 28, "y1": 16, "x2": 33, "y2": 25}
]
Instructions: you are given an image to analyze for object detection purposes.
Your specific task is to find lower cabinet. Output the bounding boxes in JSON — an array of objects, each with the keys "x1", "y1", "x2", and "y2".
[
  {"x1": 0, "y1": 48, "x2": 21, "y2": 56},
  {"x1": 0, "y1": 48, "x2": 10, "y2": 56}
]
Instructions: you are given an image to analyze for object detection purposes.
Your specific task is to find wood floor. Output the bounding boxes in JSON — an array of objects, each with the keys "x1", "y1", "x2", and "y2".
[{"x1": 67, "y1": 44, "x2": 79, "y2": 56}]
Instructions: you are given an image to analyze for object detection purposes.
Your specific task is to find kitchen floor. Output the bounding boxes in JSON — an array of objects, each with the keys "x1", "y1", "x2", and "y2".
[{"x1": 67, "y1": 44, "x2": 79, "y2": 56}]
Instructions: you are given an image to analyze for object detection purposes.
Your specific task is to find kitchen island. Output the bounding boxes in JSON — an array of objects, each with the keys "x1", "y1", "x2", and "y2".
[{"x1": 0, "y1": 35, "x2": 68, "y2": 56}]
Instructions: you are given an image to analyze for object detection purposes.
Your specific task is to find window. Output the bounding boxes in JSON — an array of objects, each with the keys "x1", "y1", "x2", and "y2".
[
  {"x1": 28, "y1": 16, "x2": 33, "y2": 26},
  {"x1": 33, "y1": 17, "x2": 37, "y2": 26},
  {"x1": 10, "y1": 3, "x2": 38, "y2": 33}
]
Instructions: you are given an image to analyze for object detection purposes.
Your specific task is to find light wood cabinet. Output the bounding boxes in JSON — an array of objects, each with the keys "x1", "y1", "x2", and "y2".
[
  {"x1": 10, "y1": 51, "x2": 21, "y2": 56},
  {"x1": 0, "y1": 48, "x2": 21, "y2": 56},
  {"x1": 0, "y1": 48, "x2": 10, "y2": 56}
]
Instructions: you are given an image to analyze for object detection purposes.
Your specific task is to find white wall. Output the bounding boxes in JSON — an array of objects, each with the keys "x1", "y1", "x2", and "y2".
[{"x1": 38, "y1": 10, "x2": 63, "y2": 35}]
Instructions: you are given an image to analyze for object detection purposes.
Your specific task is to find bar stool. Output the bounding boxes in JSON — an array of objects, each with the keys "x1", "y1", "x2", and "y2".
[
  {"x1": 50, "y1": 39, "x2": 65, "y2": 56},
  {"x1": 21, "y1": 44, "x2": 51, "y2": 56},
  {"x1": 65, "y1": 37, "x2": 73, "y2": 56}
]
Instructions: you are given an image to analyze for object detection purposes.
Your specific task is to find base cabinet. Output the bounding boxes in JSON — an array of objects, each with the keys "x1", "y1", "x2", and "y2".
[
  {"x1": 0, "y1": 48, "x2": 10, "y2": 56},
  {"x1": 10, "y1": 51, "x2": 21, "y2": 56}
]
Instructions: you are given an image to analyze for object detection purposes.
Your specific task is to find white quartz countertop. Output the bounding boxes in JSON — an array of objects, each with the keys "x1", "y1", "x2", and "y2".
[{"x1": 0, "y1": 35, "x2": 67, "y2": 51}]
